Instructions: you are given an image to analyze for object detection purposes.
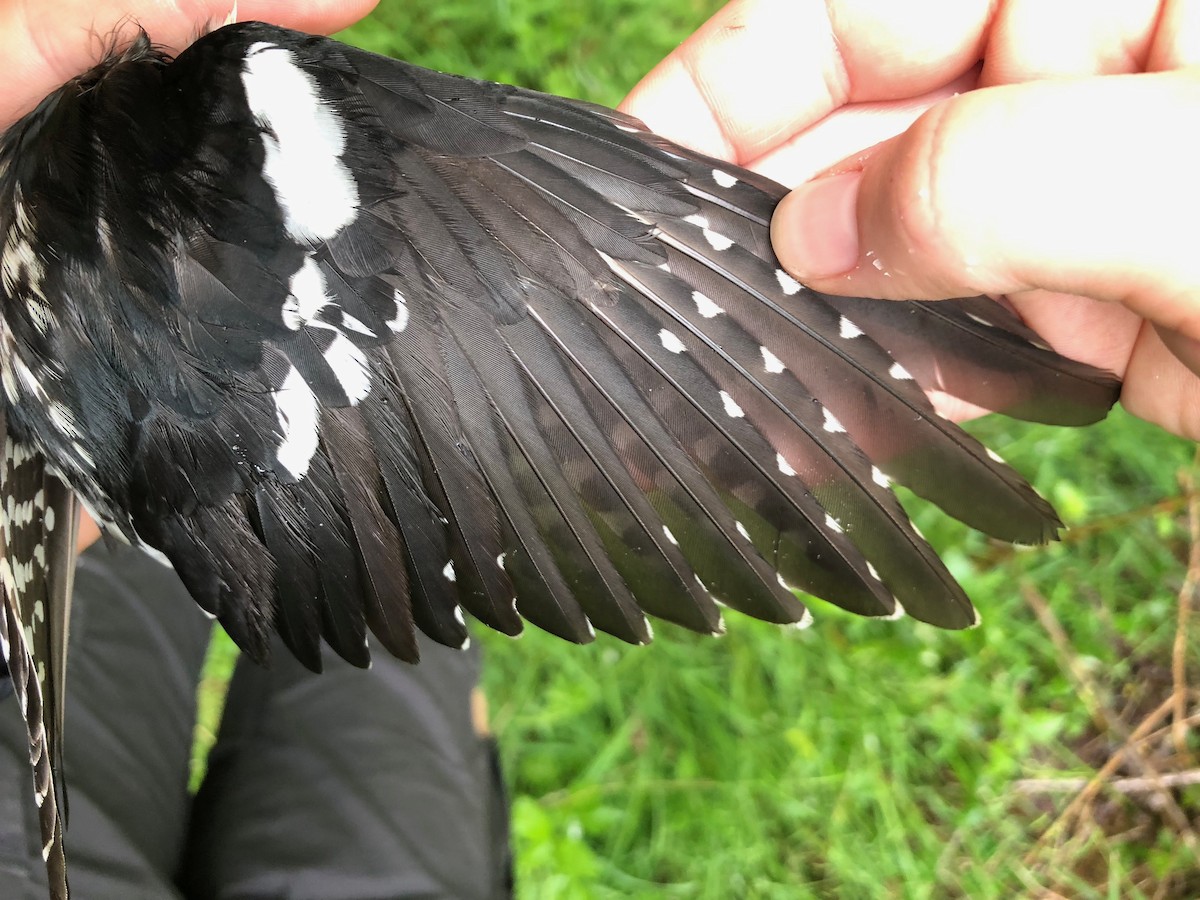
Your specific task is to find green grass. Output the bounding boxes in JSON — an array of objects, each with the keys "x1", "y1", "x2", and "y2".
[
  {"x1": 468, "y1": 410, "x2": 1199, "y2": 899},
  {"x1": 198, "y1": 3, "x2": 1200, "y2": 896}
]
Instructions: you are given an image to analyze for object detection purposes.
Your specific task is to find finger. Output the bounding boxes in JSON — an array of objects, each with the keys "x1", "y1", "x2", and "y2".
[
  {"x1": 772, "y1": 71, "x2": 1200, "y2": 339},
  {"x1": 980, "y1": 0, "x2": 1162, "y2": 84},
  {"x1": 1005, "y1": 290, "x2": 1142, "y2": 379},
  {"x1": 752, "y1": 0, "x2": 1169, "y2": 188},
  {"x1": 620, "y1": 0, "x2": 994, "y2": 163},
  {"x1": 1146, "y1": 0, "x2": 1200, "y2": 69},
  {"x1": 1121, "y1": 322, "x2": 1200, "y2": 440},
  {"x1": 751, "y1": 69, "x2": 978, "y2": 186},
  {"x1": 0, "y1": 0, "x2": 379, "y2": 126}
]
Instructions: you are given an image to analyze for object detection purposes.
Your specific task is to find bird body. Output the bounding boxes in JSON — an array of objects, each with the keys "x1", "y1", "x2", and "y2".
[{"x1": 0, "y1": 22, "x2": 1119, "y2": 898}]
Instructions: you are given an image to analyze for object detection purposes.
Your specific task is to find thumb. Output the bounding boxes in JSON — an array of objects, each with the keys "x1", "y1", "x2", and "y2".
[{"x1": 771, "y1": 70, "x2": 1200, "y2": 341}]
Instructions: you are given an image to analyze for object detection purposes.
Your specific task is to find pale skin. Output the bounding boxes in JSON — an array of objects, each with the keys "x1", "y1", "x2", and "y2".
[
  {"x1": 4, "y1": 0, "x2": 1198, "y2": 550},
  {"x1": 622, "y1": 0, "x2": 1200, "y2": 441}
]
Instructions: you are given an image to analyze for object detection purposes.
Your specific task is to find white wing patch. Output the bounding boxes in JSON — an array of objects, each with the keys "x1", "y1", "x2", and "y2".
[
  {"x1": 387, "y1": 289, "x2": 409, "y2": 333},
  {"x1": 323, "y1": 334, "x2": 371, "y2": 405},
  {"x1": 273, "y1": 366, "x2": 320, "y2": 478},
  {"x1": 282, "y1": 256, "x2": 332, "y2": 329},
  {"x1": 241, "y1": 43, "x2": 359, "y2": 243}
]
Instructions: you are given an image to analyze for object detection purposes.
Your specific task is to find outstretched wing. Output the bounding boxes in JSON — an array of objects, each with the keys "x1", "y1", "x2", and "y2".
[
  {"x1": 0, "y1": 410, "x2": 78, "y2": 900},
  {"x1": 104, "y1": 21, "x2": 1114, "y2": 665},
  {"x1": 0, "y1": 22, "x2": 1121, "y2": 896}
]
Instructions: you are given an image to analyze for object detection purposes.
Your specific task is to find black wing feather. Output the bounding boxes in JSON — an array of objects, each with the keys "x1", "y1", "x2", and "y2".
[
  {"x1": 0, "y1": 412, "x2": 78, "y2": 900},
  {"x1": 0, "y1": 24, "x2": 1124, "y2": 897}
]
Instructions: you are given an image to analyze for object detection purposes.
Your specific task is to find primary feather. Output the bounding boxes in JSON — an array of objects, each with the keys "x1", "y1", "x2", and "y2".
[{"x1": 0, "y1": 22, "x2": 1120, "y2": 897}]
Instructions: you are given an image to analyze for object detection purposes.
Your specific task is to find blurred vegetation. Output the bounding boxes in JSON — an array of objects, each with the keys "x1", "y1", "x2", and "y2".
[{"x1": 196, "y1": 2, "x2": 1200, "y2": 897}]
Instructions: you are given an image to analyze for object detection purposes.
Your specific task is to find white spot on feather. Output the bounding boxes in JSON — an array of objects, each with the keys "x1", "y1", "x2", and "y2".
[
  {"x1": 776, "y1": 453, "x2": 796, "y2": 476},
  {"x1": 684, "y1": 214, "x2": 733, "y2": 251},
  {"x1": 1, "y1": 364, "x2": 17, "y2": 404},
  {"x1": 824, "y1": 513, "x2": 844, "y2": 534},
  {"x1": 776, "y1": 269, "x2": 802, "y2": 295},
  {"x1": 821, "y1": 407, "x2": 845, "y2": 433},
  {"x1": 453, "y1": 605, "x2": 465, "y2": 626},
  {"x1": 71, "y1": 442, "x2": 95, "y2": 468},
  {"x1": 273, "y1": 366, "x2": 320, "y2": 478},
  {"x1": 735, "y1": 521, "x2": 751, "y2": 541},
  {"x1": 719, "y1": 390, "x2": 744, "y2": 418},
  {"x1": 703, "y1": 229, "x2": 733, "y2": 251},
  {"x1": 340, "y1": 312, "x2": 375, "y2": 337},
  {"x1": 658, "y1": 329, "x2": 686, "y2": 354},
  {"x1": 712, "y1": 169, "x2": 739, "y2": 188},
  {"x1": 888, "y1": 361, "x2": 913, "y2": 380},
  {"x1": 283, "y1": 257, "x2": 331, "y2": 329},
  {"x1": 242, "y1": 44, "x2": 359, "y2": 242},
  {"x1": 692, "y1": 291, "x2": 723, "y2": 318},
  {"x1": 1, "y1": 230, "x2": 45, "y2": 297},
  {"x1": 7, "y1": 437, "x2": 30, "y2": 468},
  {"x1": 760, "y1": 347, "x2": 785, "y2": 373},
  {"x1": 324, "y1": 333, "x2": 371, "y2": 404},
  {"x1": 14, "y1": 357, "x2": 37, "y2": 394},
  {"x1": 387, "y1": 289, "x2": 409, "y2": 332},
  {"x1": 866, "y1": 561, "x2": 881, "y2": 581},
  {"x1": 839, "y1": 316, "x2": 863, "y2": 339},
  {"x1": 985, "y1": 447, "x2": 1005, "y2": 464},
  {"x1": 662, "y1": 525, "x2": 678, "y2": 546},
  {"x1": 443, "y1": 561, "x2": 457, "y2": 582},
  {"x1": 47, "y1": 402, "x2": 80, "y2": 438},
  {"x1": 26, "y1": 299, "x2": 55, "y2": 334},
  {"x1": 871, "y1": 466, "x2": 891, "y2": 488}
]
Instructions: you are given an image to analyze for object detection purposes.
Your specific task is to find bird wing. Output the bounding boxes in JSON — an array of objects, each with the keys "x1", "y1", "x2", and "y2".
[
  {"x1": 0, "y1": 22, "x2": 1121, "y2": 897},
  {"x1": 4, "y1": 21, "x2": 1120, "y2": 671},
  {"x1": 0, "y1": 409, "x2": 78, "y2": 900}
]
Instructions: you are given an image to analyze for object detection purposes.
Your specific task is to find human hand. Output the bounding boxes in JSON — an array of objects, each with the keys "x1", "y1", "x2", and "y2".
[
  {"x1": 623, "y1": 0, "x2": 1200, "y2": 440},
  {"x1": 0, "y1": 0, "x2": 378, "y2": 128}
]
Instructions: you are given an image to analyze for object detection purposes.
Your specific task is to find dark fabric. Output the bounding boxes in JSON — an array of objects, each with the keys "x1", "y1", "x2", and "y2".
[{"x1": 0, "y1": 544, "x2": 511, "y2": 900}]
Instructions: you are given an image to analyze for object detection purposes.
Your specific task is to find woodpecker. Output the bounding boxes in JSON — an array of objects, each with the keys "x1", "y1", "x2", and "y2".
[{"x1": 0, "y1": 21, "x2": 1119, "y2": 898}]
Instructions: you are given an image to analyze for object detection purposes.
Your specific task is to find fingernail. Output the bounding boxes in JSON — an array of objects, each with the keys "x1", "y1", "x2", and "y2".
[{"x1": 772, "y1": 172, "x2": 862, "y2": 278}]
